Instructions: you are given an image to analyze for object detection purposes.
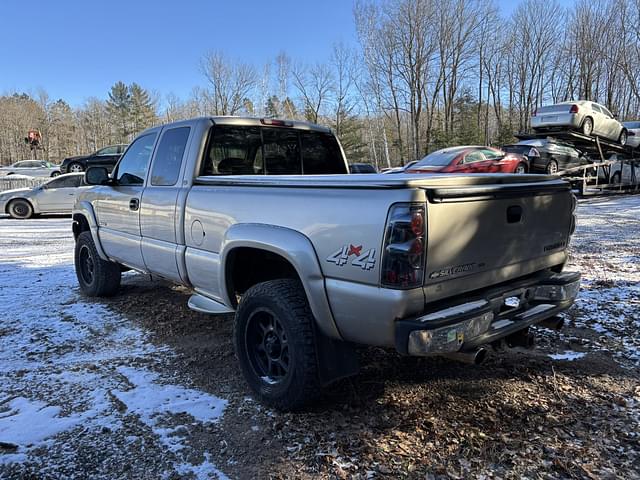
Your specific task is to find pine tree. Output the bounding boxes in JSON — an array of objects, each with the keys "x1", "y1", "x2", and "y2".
[
  {"x1": 129, "y1": 83, "x2": 156, "y2": 136},
  {"x1": 106, "y1": 81, "x2": 131, "y2": 143},
  {"x1": 265, "y1": 95, "x2": 281, "y2": 117}
]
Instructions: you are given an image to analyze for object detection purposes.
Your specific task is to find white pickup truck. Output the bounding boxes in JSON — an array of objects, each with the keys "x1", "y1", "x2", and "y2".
[{"x1": 72, "y1": 117, "x2": 580, "y2": 410}]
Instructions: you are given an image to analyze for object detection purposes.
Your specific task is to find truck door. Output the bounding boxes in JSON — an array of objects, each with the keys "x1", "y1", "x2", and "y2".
[
  {"x1": 140, "y1": 126, "x2": 191, "y2": 282},
  {"x1": 96, "y1": 132, "x2": 158, "y2": 270}
]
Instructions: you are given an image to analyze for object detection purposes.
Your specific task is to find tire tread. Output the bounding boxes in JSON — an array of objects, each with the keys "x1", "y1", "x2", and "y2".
[
  {"x1": 75, "y1": 231, "x2": 121, "y2": 297},
  {"x1": 234, "y1": 279, "x2": 321, "y2": 411}
]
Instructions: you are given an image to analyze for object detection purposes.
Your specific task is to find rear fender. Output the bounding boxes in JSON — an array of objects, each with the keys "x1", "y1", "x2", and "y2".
[{"x1": 220, "y1": 223, "x2": 342, "y2": 340}]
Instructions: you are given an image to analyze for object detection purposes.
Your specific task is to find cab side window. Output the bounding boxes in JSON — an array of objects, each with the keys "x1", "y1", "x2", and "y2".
[
  {"x1": 151, "y1": 127, "x2": 190, "y2": 186},
  {"x1": 115, "y1": 133, "x2": 157, "y2": 186}
]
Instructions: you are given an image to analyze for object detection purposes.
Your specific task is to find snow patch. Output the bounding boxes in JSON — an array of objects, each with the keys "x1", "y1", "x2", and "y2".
[{"x1": 548, "y1": 351, "x2": 587, "y2": 361}]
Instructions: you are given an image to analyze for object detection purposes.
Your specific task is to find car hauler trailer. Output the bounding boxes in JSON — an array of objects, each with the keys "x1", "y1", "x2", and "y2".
[{"x1": 516, "y1": 130, "x2": 639, "y2": 196}]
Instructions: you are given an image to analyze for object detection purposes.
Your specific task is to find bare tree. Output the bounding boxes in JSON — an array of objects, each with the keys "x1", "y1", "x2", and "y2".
[
  {"x1": 200, "y1": 51, "x2": 258, "y2": 116},
  {"x1": 292, "y1": 62, "x2": 334, "y2": 123}
]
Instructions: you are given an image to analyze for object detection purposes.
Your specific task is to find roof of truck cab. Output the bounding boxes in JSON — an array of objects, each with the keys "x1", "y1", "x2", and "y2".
[
  {"x1": 135, "y1": 116, "x2": 332, "y2": 137},
  {"x1": 210, "y1": 116, "x2": 331, "y2": 132}
]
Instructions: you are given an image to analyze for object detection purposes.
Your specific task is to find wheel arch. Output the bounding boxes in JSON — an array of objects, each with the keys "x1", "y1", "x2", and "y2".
[
  {"x1": 72, "y1": 201, "x2": 109, "y2": 260},
  {"x1": 220, "y1": 223, "x2": 342, "y2": 340}
]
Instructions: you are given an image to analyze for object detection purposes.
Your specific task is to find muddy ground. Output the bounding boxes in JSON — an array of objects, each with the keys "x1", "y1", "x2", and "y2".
[{"x1": 1, "y1": 195, "x2": 639, "y2": 479}]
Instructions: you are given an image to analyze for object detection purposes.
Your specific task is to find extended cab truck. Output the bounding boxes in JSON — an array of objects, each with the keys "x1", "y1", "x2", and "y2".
[{"x1": 72, "y1": 117, "x2": 580, "y2": 410}]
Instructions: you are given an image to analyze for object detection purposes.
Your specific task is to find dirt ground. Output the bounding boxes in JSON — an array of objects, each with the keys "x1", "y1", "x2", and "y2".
[{"x1": 1, "y1": 195, "x2": 639, "y2": 479}]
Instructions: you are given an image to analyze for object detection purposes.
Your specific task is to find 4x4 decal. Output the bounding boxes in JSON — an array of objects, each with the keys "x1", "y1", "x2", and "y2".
[{"x1": 326, "y1": 244, "x2": 376, "y2": 270}]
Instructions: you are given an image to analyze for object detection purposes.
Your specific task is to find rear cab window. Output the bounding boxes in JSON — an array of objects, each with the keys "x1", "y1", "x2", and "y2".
[{"x1": 200, "y1": 125, "x2": 347, "y2": 176}]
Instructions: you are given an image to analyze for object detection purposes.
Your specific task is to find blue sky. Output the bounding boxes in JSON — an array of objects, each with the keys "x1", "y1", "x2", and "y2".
[{"x1": 0, "y1": 0, "x2": 567, "y2": 107}]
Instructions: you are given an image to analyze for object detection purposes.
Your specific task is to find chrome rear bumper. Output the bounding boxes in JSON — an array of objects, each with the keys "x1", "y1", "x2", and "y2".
[{"x1": 395, "y1": 271, "x2": 580, "y2": 356}]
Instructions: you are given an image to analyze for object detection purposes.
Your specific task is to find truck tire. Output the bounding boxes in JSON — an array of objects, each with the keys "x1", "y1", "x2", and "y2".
[
  {"x1": 74, "y1": 231, "x2": 121, "y2": 297},
  {"x1": 234, "y1": 279, "x2": 321, "y2": 411}
]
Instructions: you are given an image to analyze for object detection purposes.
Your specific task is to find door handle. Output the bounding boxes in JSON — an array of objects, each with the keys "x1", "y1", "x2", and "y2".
[{"x1": 129, "y1": 198, "x2": 140, "y2": 211}]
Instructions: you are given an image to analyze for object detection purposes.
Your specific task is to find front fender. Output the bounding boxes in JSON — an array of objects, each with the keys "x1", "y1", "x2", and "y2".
[
  {"x1": 72, "y1": 201, "x2": 108, "y2": 261},
  {"x1": 220, "y1": 223, "x2": 342, "y2": 340}
]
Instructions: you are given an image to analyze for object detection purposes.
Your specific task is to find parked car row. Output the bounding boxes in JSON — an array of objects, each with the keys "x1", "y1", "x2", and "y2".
[
  {"x1": 0, "y1": 173, "x2": 88, "y2": 219},
  {"x1": 0, "y1": 144, "x2": 127, "y2": 180},
  {"x1": 0, "y1": 160, "x2": 61, "y2": 177}
]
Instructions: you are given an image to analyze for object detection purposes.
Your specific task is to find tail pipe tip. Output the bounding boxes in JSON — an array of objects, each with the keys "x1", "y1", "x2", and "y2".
[{"x1": 442, "y1": 347, "x2": 488, "y2": 365}]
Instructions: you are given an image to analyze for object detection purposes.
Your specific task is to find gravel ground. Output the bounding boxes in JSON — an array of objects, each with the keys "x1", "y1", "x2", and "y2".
[{"x1": 0, "y1": 195, "x2": 639, "y2": 479}]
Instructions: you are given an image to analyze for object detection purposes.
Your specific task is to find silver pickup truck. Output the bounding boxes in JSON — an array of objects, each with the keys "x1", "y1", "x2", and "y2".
[{"x1": 72, "y1": 117, "x2": 580, "y2": 410}]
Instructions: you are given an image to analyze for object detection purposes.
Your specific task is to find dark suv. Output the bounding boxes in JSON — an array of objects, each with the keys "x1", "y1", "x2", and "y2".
[
  {"x1": 60, "y1": 144, "x2": 128, "y2": 174},
  {"x1": 502, "y1": 139, "x2": 590, "y2": 174}
]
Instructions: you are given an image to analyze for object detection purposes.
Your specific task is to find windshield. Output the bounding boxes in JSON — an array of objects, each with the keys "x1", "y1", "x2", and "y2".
[{"x1": 413, "y1": 149, "x2": 465, "y2": 167}]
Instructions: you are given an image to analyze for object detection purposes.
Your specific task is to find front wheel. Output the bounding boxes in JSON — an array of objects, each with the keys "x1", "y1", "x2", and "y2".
[
  {"x1": 51, "y1": 171, "x2": 61, "y2": 177},
  {"x1": 74, "y1": 231, "x2": 121, "y2": 296},
  {"x1": 514, "y1": 163, "x2": 527, "y2": 174},
  {"x1": 8, "y1": 199, "x2": 33, "y2": 219},
  {"x1": 234, "y1": 279, "x2": 321, "y2": 411},
  {"x1": 546, "y1": 160, "x2": 559, "y2": 174}
]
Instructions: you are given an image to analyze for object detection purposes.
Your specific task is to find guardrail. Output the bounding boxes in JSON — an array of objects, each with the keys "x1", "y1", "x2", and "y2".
[{"x1": 0, "y1": 176, "x2": 46, "y2": 192}]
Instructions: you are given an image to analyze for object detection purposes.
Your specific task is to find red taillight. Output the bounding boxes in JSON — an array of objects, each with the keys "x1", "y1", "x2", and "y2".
[
  {"x1": 381, "y1": 203, "x2": 426, "y2": 289},
  {"x1": 260, "y1": 118, "x2": 293, "y2": 127},
  {"x1": 569, "y1": 104, "x2": 579, "y2": 114},
  {"x1": 410, "y1": 211, "x2": 424, "y2": 236}
]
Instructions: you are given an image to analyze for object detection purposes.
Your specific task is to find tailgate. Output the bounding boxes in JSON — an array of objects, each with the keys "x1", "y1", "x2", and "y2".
[{"x1": 423, "y1": 180, "x2": 574, "y2": 301}]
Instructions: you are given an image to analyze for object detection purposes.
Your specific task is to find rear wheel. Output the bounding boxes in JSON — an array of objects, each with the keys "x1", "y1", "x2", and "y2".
[
  {"x1": 619, "y1": 130, "x2": 627, "y2": 146},
  {"x1": 581, "y1": 117, "x2": 594, "y2": 136},
  {"x1": 51, "y1": 171, "x2": 61, "y2": 177},
  {"x1": 8, "y1": 199, "x2": 33, "y2": 219},
  {"x1": 234, "y1": 279, "x2": 321, "y2": 411},
  {"x1": 545, "y1": 160, "x2": 559, "y2": 174},
  {"x1": 68, "y1": 162, "x2": 84, "y2": 173},
  {"x1": 514, "y1": 163, "x2": 527, "y2": 174},
  {"x1": 74, "y1": 231, "x2": 121, "y2": 296}
]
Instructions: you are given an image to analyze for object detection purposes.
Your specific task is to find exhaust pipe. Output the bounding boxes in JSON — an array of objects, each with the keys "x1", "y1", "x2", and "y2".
[
  {"x1": 538, "y1": 316, "x2": 565, "y2": 331},
  {"x1": 442, "y1": 347, "x2": 488, "y2": 365},
  {"x1": 506, "y1": 329, "x2": 535, "y2": 349}
]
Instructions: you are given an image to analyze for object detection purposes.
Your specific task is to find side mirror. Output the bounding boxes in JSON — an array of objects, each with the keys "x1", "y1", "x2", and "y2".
[{"x1": 85, "y1": 166, "x2": 110, "y2": 185}]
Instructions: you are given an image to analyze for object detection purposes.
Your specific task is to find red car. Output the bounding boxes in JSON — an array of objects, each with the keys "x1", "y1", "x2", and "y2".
[{"x1": 405, "y1": 146, "x2": 529, "y2": 174}]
